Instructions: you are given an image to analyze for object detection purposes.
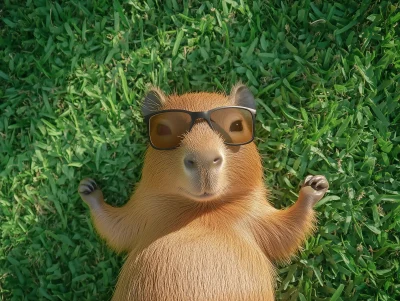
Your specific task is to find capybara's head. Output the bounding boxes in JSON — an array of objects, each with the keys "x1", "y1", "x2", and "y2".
[{"x1": 140, "y1": 84, "x2": 264, "y2": 203}]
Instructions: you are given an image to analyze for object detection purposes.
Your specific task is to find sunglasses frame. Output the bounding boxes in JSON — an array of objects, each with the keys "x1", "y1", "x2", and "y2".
[{"x1": 144, "y1": 106, "x2": 257, "y2": 150}]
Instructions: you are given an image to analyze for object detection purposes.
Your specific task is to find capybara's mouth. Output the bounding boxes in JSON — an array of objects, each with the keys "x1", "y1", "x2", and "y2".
[{"x1": 179, "y1": 188, "x2": 219, "y2": 201}]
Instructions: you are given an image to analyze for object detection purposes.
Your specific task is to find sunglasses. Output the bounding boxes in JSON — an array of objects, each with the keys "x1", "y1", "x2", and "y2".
[{"x1": 144, "y1": 106, "x2": 256, "y2": 150}]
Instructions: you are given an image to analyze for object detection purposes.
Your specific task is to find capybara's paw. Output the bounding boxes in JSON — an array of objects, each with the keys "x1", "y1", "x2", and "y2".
[
  {"x1": 78, "y1": 178, "x2": 104, "y2": 209},
  {"x1": 302, "y1": 175, "x2": 329, "y2": 191},
  {"x1": 79, "y1": 178, "x2": 98, "y2": 195},
  {"x1": 299, "y1": 175, "x2": 329, "y2": 207}
]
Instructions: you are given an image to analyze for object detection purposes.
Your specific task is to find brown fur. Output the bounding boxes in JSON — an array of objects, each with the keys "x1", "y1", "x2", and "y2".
[{"x1": 79, "y1": 85, "x2": 328, "y2": 300}]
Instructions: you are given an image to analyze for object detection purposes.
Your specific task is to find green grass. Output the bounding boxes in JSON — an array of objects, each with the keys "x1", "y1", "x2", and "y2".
[{"x1": 1, "y1": 0, "x2": 399, "y2": 300}]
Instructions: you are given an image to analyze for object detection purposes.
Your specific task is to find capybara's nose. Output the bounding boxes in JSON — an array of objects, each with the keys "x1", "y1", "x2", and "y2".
[{"x1": 184, "y1": 151, "x2": 224, "y2": 173}]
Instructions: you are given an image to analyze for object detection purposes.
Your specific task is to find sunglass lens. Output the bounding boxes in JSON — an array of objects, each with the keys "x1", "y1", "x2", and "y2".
[
  {"x1": 149, "y1": 112, "x2": 192, "y2": 149},
  {"x1": 209, "y1": 108, "x2": 254, "y2": 145}
]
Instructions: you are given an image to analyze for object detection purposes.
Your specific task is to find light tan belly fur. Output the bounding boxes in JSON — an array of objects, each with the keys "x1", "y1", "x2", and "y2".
[{"x1": 112, "y1": 228, "x2": 274, "y2": 301}]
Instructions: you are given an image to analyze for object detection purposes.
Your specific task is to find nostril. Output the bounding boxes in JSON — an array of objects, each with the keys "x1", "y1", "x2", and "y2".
[
  {"x1": 184, "y1": 153, "x2": 223, "y2": 170},
  {"x1": 184, "y1": 155, "x2": 196, "y2": 170},
  {"x1": 213, "y1": 156, "x2": 223, "y2": 166}
]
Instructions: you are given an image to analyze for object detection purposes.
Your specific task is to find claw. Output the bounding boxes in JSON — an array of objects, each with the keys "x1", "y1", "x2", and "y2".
[
  {"x1": 78, "y1": 178, "x2": 104, "y2": 209},
  {"x1": 87, "y1": 183, "x2": 95, "y2": 192},
  {"x1": 315, "y1": 179, "x2": 328, "y2": 190},
  {"x1": 303, "y1": 175, "x2": 313, "y2": 187},
  {"x1": 88, "y1": 179, "x2": 97, "y2": 189},
  {"x1": 79, "y1": 186, "x2": 91, "y2": 195}
]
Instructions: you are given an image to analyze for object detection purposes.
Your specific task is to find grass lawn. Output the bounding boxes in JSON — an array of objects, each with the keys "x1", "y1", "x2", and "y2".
[{"x1": 1, "y1": 0, "x2": 399, "y2": 300}]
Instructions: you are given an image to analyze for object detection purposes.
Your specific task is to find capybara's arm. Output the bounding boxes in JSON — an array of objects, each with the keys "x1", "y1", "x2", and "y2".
[
  {"x1": 78, "y1": 178, "x2": 137, "y2": 253},
  {"x1": 251, "y1": 175, "x2": 329, "y2": 262}
]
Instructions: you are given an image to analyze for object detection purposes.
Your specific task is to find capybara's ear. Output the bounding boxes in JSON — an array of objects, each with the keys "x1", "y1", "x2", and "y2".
[
  {"x1": 142, "y1": 87, "x2": 167, "y2": 116},
  {"x1": 229, "y1": 83, "x2": 256, "y2": 110}
]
